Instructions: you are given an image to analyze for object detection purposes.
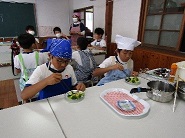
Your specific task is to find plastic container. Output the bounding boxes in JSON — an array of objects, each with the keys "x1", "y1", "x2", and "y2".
[
  {"x1": 170, "y1": 63, "x2": 177, "y2": 75},
  {"x1": 169, "y1": 63, "x2": 177, "y2": 82}
]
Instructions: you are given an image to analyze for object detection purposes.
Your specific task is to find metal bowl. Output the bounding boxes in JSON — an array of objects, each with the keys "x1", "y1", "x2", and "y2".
[
  {"x1": 147, "y1": 81, "x2": 175, "y2": 102},
  {"x1": 177, "y1": 81, "x2": 185, "y2": 101}
]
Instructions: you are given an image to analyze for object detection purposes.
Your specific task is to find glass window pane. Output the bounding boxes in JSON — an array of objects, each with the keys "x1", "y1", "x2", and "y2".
[
  {"x1": 159, "y1": 31, "x2": 179, "y2": 47},
  {"x1": 162, "y1": 14, "x2": 183, "y2": 30},
  {"x1": 144, "y1": 31, "x2": 159, "y2": 45},
  {"x1": 145, "y1": 15, "x2": 162, "y2": 29},
  {"x1": 148, "y1": 0, "x2": 165, "y2": 14},
  {"x1": 165, "y1": 0, "x2": 185, "y2": 12},
  {"x1": 85, "y1": 12, "x2": 93, "y2": 32}
]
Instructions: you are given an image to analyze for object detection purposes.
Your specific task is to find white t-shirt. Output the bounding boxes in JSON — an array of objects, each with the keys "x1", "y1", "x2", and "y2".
[
  {"x1": 91, "y1": 39, "x2": 106, "y2": 48},
  {"x1": 26, "y1": 64, "x2": 77, "y2": 86},
  {"x1": 99, "y1": 56, "x2": 133, "y2": 76},
  {"x1": 14, "y1": 51, "x2": 48, "y2": 78},
  {"x1": 72, "y1": 49, "x2": 93, "y2": 67}
]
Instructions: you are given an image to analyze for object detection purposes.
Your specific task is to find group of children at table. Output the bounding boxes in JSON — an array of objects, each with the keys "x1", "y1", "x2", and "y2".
[{"x1": 14, "y1": 15, "x2": 141, "y2": 102}]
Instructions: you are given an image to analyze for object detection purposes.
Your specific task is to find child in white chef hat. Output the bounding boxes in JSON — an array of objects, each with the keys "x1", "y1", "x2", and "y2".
[{"x1": 93, "y1": 35, "x2": 141, "y2": 86}]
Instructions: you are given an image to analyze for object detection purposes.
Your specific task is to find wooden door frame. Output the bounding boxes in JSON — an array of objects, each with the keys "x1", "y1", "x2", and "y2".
[{"x1": 105, "y1": 0, "x2": 113, "y2": 57}]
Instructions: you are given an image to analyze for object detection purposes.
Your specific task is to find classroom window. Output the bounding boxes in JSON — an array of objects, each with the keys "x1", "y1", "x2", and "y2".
[{"x1": 139, "y1": 0, "x2": 185, "y2": 51}]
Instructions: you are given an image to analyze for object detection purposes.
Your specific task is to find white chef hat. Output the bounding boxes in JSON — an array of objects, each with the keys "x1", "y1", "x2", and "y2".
[{"x1": 115, "y1": 35, "x2": 141, "y2": 51}]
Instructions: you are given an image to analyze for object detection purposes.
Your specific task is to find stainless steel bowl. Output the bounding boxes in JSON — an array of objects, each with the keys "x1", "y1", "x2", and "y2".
[
  {"x1": 177, "y1": 81, "x2": 185, "y2": 101},
  {"x1": 147, "y1": 81, "x2": 175, "y2": 102}
]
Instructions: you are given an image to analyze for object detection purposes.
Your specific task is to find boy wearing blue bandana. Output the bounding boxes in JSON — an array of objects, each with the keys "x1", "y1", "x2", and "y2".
[{"x1": 21, "y1": 39, "x2": 86, "y2": 101}]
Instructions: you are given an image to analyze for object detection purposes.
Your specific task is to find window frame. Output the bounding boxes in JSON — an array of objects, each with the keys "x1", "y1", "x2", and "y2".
[{"x1": 138, "y1": 0, "x2": 185, "y2": 51}]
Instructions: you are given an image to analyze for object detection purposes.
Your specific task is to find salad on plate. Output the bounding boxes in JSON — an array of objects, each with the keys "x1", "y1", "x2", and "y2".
[{"x1": 65, "y1": 90, "x2": 85, "y2": 102}]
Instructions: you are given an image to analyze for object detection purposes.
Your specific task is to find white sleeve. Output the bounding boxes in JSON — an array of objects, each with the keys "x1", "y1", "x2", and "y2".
[
  {"x1": 26, "y1": 66, "x2": 43, "y2": 85},
  {"x1": 100, "y1": 39, "x2": 106, "y2": 47},
  {"x1": 98, "y1": 57, "x2": 113, "y2": 68},
  {"x1": 69, "y1": 65, "x2": 77, "y2": 86},
  {"x1": 72, "y1": 51, "x2": 78, "y2": 62},
  {"x1": 91, "y1": 40, "x2": 96, "y2": 46},
  {"x1": 14, "y1": 55, "x2": 21, "y2": 69},
  {"x1": 72, "y1": 51, "x2": 82, "y2": 66},
  {"x1": 39, "y1": 52, "x2": 48, "y2": 64}
]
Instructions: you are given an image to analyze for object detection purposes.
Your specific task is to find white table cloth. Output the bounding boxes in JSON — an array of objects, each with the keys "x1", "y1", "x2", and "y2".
[
  {"x1": 48, "y1": 78, "x2": 185, "y2": 138},
  {"x1": 0, "y1": 99, "x2": 66, "y2": 138}
]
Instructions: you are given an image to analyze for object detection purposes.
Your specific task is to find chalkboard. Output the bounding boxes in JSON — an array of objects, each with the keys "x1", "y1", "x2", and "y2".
[{"x1": 0, "y1": 2, "x2": 37, "y2": 37}]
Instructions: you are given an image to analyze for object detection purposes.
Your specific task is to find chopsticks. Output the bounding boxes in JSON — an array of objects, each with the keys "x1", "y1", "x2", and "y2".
[
  {"x1": 122, "y1": 70, "x2": 130, "y2": 78},
  {"x1": 60, "y1": 80, "x2": 72, "y2": 92},
  {"x1": 47, "y1": 61, "x2": 72, "y2": 92},
  {"x1": 115, "y1": 57, "x2": 130, "y2": 77},
  {"x1": 173, "y1": 75, "x2": 179, "y2": 112},
  {"x1": 172, "y1": 75, "x2": 185, "y2": 112}
]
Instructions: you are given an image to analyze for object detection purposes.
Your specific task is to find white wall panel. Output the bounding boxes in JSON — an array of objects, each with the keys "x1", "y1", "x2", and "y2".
[{"x1": 112, "y1": 0, "x2": 141, "y2": 41}]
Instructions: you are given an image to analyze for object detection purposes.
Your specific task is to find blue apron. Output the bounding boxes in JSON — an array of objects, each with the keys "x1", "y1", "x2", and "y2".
[
  {"x1": 97, "y1": 69, "x2": 131, "y2": 86},
  {"x1": 38, "y1": 77, "x2": 72, "y2": 100}
]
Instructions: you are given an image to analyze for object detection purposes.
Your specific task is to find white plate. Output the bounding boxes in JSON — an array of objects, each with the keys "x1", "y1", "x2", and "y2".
[
  {"x1": 65, "y1": 90, "x2": 85, "y2": 103},
  {"x1": 100, "y1": 88, "x2": 150, "y2": 119}
]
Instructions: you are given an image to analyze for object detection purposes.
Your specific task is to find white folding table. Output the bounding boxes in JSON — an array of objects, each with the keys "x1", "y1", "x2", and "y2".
[
  {"x1": 48, "y1": 78, "x2": 185, "y2": 138},
  {"x1": 0, "y1": 99, "x2": 66, "y2": 138}
]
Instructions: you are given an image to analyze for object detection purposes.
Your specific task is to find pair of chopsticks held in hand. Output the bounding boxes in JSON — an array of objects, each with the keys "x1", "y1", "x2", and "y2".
[{"x1": 115, "y1": 61, "x2": 138, "y2": 77}]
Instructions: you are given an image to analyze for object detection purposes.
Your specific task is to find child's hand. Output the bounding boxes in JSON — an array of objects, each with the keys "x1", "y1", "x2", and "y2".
[
  {"x1": 111, "y1": 63, "x2": 124, "y2": 71},
  {"x1": 131, "y1": 71, "x2": 139, "y2": 76},
  {"x1": 76, "y1": 83, "x2": 86, "y2": 92},
  {"x1": 45, "y1": 73, "x2": 62, "y2": 85}
]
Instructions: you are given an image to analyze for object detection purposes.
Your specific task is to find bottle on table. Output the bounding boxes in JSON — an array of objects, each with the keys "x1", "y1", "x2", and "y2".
[{"x1": 168, "y1": 63, "x2": 177, "y2": 82}]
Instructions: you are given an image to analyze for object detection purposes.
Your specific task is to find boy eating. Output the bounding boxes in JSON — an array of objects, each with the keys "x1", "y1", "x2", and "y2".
[{"x1": 21, "y1": 39, "x2": 85, "y2": 100}]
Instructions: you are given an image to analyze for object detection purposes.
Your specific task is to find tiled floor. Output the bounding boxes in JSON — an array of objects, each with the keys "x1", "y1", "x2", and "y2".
[{"x1": 0, "y1": 79, "x2": 19, "y2": 109}]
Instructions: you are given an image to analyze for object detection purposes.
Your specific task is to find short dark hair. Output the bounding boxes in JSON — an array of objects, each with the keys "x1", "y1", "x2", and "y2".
[
  {"x1": 116, "y1": 49, "x2": 133, "y2": 53},
  {"x1": 94, "y1": 28, "x2": 104, "y2": 35},
  {"x1": 53, "y1": 27, "x2": 61, "y2": 33},
  {"x1": 25, "y1": 25, "x2": 35, "y2": 31},
  {"x1": 77, "y1": 37, "x2": 88, "y2": 50},
  {"x1": 18, "y1": 33, "x2": 35, "y2": 49}
]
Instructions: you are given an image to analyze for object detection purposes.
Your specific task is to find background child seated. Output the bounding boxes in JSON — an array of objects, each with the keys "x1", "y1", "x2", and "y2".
[
  {"x1": 72, "y1": 37, "x2": 97, "y2": 83},
  {"x1": 93, "y1": 35, "x2": 141, "y2": 86},
  {"x1": 21, "y1": 39, "x2": 85, "y2": 101},
  {"x1": 14, "y1": 33, "x2": 48, "y2": 91},
  {"x1": 25, "y1": 25, "x2": 40, "y2": 49},
  {"x1": 90, "y1": 28, "x2": 106, "y2": 51},
  {"x1": 53, "y1": 27, "x2": 68, "y2": 39}
]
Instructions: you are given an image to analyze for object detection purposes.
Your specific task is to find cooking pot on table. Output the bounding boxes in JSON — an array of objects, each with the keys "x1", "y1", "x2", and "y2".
[
  {"x1": 175, "y1": 81, "x2": 185, "y2": 101},
  {"x1": 130, "y1": 81, "x2": 175, "y2": 102}
]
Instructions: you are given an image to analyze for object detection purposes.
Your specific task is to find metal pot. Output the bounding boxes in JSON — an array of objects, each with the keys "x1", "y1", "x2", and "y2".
[
  {"x1": 130, "y1": 80, "x2": 175, "y2": 102},
  {"x1": 176, "y1": 81, "x2": 185, "y2": 101}
]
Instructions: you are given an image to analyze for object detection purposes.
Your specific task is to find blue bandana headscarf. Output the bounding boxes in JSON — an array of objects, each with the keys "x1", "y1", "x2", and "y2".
[{"x1": 49, "y1": 39, "x2": 72, "y2": 59}]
